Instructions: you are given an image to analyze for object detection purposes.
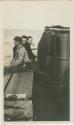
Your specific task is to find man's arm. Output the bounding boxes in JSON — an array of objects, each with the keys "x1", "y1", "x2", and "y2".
[
  {"x1": 11, "y1": 47, "x2": 24, "y2": 67},
  {"x1": 11, "y1": 57, "x2": 23, "y2": 67}
]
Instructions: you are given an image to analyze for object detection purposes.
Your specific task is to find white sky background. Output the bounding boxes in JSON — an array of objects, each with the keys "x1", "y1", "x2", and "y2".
[{"x1": 2, "y1": 1, "x2": 71, "y2": 30}]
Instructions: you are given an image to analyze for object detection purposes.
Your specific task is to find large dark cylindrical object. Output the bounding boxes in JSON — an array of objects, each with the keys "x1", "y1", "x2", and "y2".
[{"x1": 32, "y1": 26, "x2": 70, "y2": 121}]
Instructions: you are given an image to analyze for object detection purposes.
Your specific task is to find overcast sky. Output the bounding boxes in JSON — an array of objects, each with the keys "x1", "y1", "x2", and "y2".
[{"x1": 2, "y1": 1, "x2": 71, "y2": 30}]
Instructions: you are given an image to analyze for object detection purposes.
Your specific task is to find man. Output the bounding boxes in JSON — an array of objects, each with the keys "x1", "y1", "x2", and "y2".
[
  {"x1": 7, "y1": 36, "x2": 29, "y2": 70},
  {"x1": 21, "y1": 35, "x2": 27, "y2": 46},
  {"x1": 22, "y1": 35, "x2": 35, "y2": 61},
  {"x1": 27, "y1": 36, "x2": 33, "y2": 45}
]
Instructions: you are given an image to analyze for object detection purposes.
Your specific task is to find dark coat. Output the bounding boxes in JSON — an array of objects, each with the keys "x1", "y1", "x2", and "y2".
[
  {"x1": 24, "y1": 42, "x2": 35, "y2": 60},
  {"x1": 13, "y1": 46, "x2": 17, "y2": 59}
]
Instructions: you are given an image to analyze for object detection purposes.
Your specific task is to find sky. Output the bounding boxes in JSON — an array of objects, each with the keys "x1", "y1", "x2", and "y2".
[{"x1": 2, "y1": 1, "x2": 71, "y2": 30}]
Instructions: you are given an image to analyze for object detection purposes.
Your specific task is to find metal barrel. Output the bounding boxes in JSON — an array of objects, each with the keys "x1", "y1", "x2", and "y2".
[
  {"x1": 32, "y1": 26, "x2": 70, "y2": 121},
  {"x1": 50, "y1": 27, "x2": 70, "y2": 80},
  {"x1": 52, "y1": 28, "x2": 70, "y2": 121},
  {"x1": 53, "y1": 28, "x2": 70, "y2": 59}
]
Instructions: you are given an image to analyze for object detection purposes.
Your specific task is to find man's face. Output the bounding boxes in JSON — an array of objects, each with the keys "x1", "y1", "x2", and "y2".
[
  {"x1": 28, "y1": 38, "x2": 33, "y2": 45},
  {"x1": 22, "y1": 38, "x2": 27, "y2": 45},
  {"x1": 14, "y1": 40, "x2": 20, "y2": 47}
]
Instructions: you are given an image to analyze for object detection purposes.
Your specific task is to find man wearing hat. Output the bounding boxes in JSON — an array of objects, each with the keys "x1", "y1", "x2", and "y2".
[{"x1": 6, "y1": 36, "x2": 29, "y2": 70}]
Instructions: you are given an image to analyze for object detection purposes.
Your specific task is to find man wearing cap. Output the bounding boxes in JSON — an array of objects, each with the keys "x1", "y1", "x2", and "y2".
[{"x1": 7, "y1": 36, "x2": 29, "y2": 70}]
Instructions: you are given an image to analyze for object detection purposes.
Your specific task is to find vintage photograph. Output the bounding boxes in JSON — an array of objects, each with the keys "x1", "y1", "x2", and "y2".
[{"x1": 2, "y1": 1, "x2": 70, "y2": 122}]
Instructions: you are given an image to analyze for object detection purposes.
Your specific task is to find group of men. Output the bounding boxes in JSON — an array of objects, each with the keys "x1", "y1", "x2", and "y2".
[{"x1": 6, "y1": 35, "x2": 36, "y2": 70}]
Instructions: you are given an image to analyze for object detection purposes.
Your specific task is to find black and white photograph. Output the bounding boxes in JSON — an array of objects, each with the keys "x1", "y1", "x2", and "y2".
[{"x1": 1, "y1": 0, "x2": 72, "y2": 123}]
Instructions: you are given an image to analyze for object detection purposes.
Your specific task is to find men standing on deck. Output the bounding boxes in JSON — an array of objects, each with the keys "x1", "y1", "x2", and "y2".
[{"x1": 6, "y1": 36, "x2": 29, "y2": 71}]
